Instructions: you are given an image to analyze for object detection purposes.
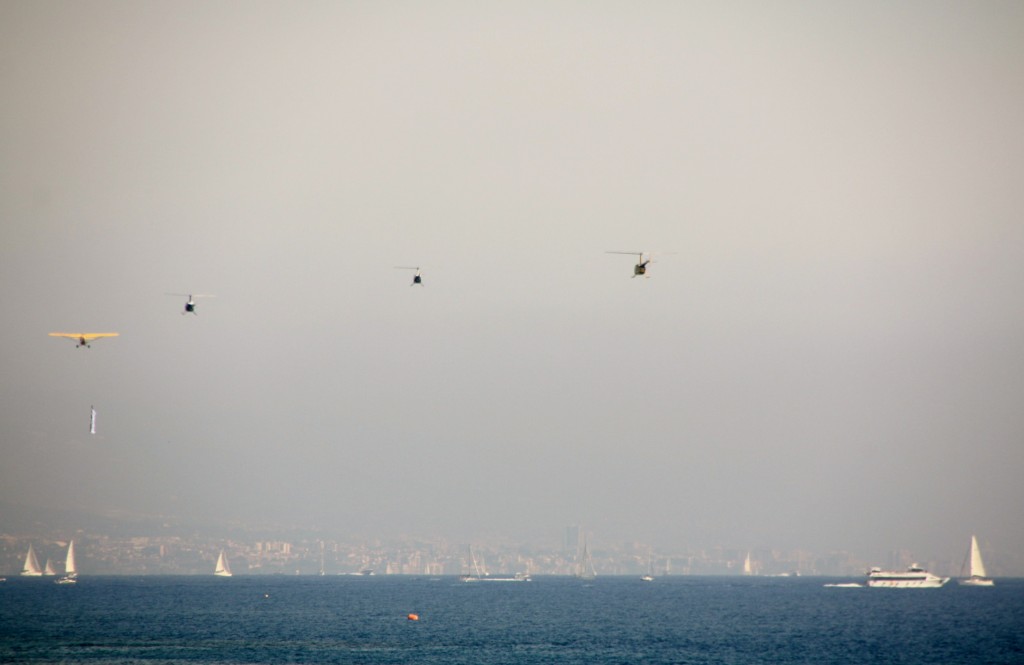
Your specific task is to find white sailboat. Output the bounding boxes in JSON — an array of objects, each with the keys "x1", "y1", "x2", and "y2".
[
  {"x1": 576, "y1": 537, "x2": 596, "y2": 581},
  {"x1": 959, "y1": 535, "x2": 994, "y2": 586},
  {"x1": 214, "y1": 549, "x2": 233, "y2": 577},
  {"x1": 44, "y1": 558, "x2": 57, "y2": 576},
  {"x1": 21, "y1": 544, "x2": 43, "y2": 576},
  {"x1": 743, "y1": 552, "x2": 753, "y2": 576},
  {"x1": 56, "y1": 541, "x2": 78, "y2": 584},
  {"x1": 461, "y1": 545, "x2": 485, "y2": 582},
  {"x1": 461, "y1": 545, "x2": 530, "y2": 582},
  {"x1": 641, "y1": 550, "x2": 654, "y2": 582}
]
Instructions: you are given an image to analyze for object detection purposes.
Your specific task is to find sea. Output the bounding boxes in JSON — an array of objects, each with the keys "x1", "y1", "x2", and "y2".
[{"x1": 1, "y1": 575, "x2": 1022, "y2": 664}]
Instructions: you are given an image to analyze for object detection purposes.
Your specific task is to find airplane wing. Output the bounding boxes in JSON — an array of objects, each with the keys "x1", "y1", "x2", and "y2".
[{"x1": 49, "y1": 333, "x2": 120, "y2": 340}]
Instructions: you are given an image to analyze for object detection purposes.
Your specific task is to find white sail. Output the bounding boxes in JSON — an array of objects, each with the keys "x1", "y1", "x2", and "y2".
[
  {"x1": 576, "y1": 538, "x2": 596, "y2": 580},
  {"x1": 65, "y1": 541, "x2": 78, "y2": 576},
  {"x1": 22, "y1": 544, "x2": 43, "y2": 576},
  {"x1": 44, "y1": 559, "x2": 57, "y2": 576},
  {"x1": 462, "y1": 545, "x2": 483, "y2": 581},
  {"x1": 969, "y1": 535, "x2": 987, "y2": 578},
  {"x1": 90, "y1": 407, "x2": 96, "y2": 435},
  {"x1": 214, "y1": 549, "x2": 233, "y2": 577},
  {"x1": 743, "y1": 552, "x2": 753, "y2": 575},
  {"x1": 960, "y1": 535, "x2": 994, "y2": 586},
  {"x1": 55, "y1": 540, "x2": 79, "y2": 584}
]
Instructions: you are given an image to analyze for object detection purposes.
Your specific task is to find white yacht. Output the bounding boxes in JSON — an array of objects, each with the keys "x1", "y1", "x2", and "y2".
[
  {"x1": 866, "y1": 564, "x2": 949, "y2": 588},
  {"x1": 959, "y1": 535, "x2": 994, "y2": 586},
  {"x1": 477, "y1": 571, "x2": 532, "y2": 582}
]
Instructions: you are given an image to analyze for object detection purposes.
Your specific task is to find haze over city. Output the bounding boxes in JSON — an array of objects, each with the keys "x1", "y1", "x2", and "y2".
[{"x1": 2, "y1": 1, "x2": 1023, "y2": 573}]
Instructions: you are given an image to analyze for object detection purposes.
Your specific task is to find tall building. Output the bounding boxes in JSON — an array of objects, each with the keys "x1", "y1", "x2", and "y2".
[{"x1": 564, "y1": 525, "x2": 581, "y2": 555}]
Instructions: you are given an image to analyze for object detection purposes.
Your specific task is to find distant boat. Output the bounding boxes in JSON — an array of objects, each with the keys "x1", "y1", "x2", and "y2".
[
  {"x1": 21, "y1": 544, "x2": 42, "y2": 576},
  {"x1": 641, "y1": 550, "x2": 654, "y2": 582},
  {"x1": 56, "y1": 541, "x2": 78, "y2": 584},
  {"x1": 866, "y1": 564, "x2": 948, "y2": 588},
  {"x1": 44, "y1": 558, "x2": 57, "y2": 576},
  {"x1": 824, "y1": 583, "x2": 864, "y2": 588},
  {"x1": 460, "y1": 545, "x2": 484, "y2": 582},
  {"x1": 90, "y1": 407, "x2": 97, "y2": 435},
  {"x1": 214, "y1": 549, "x2": 233, "y2": 577},
  {"x1": 465, "y1": 572, "x2": 532, "y2": 582},
  {"x1": 743, "y1": 552, "x2": 753, "y2": 576},
  {"x1": 959, "y1": 535, "x2": 994, "y2": 587},
  {"x1": 576, "y1": 537, "x2": 596, "y2": 581},
  {"x1": 467, "y1": 545, "x2": 530, "y2": 582},
  {"x1": 477, "y1": 571, "x2": 532, "y2": 582}
]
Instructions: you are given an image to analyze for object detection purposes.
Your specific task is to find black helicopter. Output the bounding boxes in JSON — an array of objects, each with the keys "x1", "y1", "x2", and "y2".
[
  {"x1": 166, "y1": 293, "x2": 215, "y2": 314},
  {"x1": 394, "y1": 267, "x2": 423, "y2": 286},
  {"x1": 606, "y1": 251, "x2": 652, "y2": 277}
]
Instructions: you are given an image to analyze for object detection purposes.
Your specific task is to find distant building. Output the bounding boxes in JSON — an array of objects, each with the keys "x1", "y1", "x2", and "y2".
[{"x1": 563, "y1": 525, "x2": 581, "y2": 554}]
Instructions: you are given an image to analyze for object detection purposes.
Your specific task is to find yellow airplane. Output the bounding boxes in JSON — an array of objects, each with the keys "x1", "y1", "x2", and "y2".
[{"x1": 49, "y1": 332, "x2": 119, "y2": 348}]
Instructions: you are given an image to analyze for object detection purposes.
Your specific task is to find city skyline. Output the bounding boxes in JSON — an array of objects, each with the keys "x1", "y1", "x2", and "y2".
[
  {"x1": 3, "y1": 529, "x2": 1004, "y2": 580},
  {"x1": 2, "y1": 503, "x2": 1019, "y2": 578}
]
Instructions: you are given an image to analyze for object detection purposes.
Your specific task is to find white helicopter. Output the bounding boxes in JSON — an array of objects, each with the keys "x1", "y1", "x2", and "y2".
[
  {"x1": 166, "y1": 293, "x2": 215, "y2": 314},
  {"x1": 394, "y1": 266, "x2": 423, "y2": 286},
  {"x1": 606, "y1": 251, "x2": 652, "y2": 278}
]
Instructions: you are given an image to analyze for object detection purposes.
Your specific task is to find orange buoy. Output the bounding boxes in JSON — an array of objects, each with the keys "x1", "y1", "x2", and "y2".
[{"x1": 407, "y1": 613, "x2": 419, "y2": 621}]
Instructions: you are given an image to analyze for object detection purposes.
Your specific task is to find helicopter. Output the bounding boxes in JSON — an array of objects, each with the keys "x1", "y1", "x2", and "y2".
[
  {"x1": 394, "y1": 267, "x2": 423, "y2": 286},
  {"x1": 606, "y1": 251, "x2": 652, "y2": 277},
  {"x1": 166, "y1": 293, "x2": 215, "y2": 314}
]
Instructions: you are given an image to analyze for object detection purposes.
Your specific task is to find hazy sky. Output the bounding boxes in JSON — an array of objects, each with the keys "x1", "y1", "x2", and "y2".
[{"x1": 2, "y1": 1, "x2": 1022, "y2": 569}]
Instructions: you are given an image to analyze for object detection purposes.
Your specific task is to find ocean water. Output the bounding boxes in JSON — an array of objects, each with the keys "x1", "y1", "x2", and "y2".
[{"x1": 1, "y1": 576, "x2": 1022, "y2": 664}]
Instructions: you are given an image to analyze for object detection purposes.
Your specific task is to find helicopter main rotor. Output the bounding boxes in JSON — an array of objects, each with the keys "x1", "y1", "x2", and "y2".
[
  {"x1": 606, "y1": 251, "x2": 651, "y2": 277},
  {"x1": 165, "y1": 293, "x2": 215, "y2": 314},
  {"x1": 394, "y1": 266, "x2": 423, "y2": 286}
]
